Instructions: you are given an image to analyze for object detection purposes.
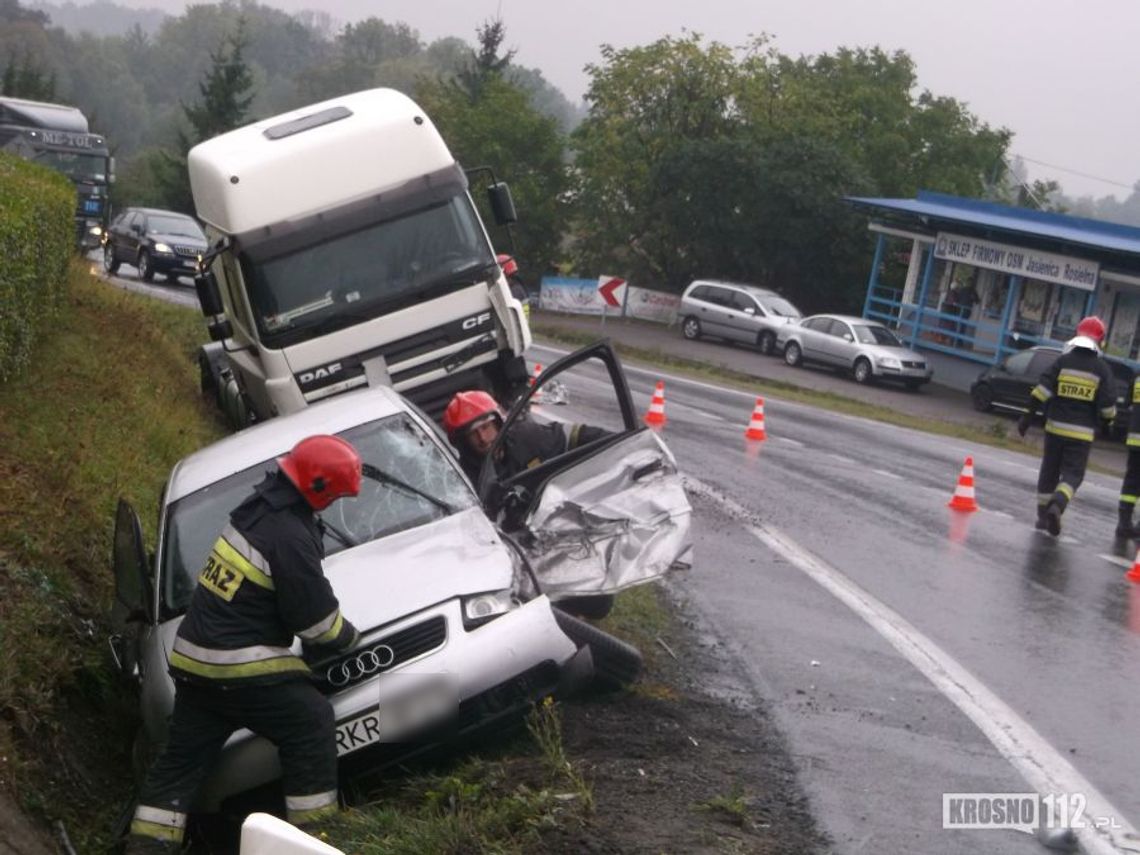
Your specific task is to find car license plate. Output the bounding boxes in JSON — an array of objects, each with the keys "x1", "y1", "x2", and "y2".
[{"x1": 335, "y1": 673, "x2": 456, "y2": 756}]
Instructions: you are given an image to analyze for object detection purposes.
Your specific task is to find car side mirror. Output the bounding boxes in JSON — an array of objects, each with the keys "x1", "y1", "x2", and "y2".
[
  {"x1": 743, "y1": 306, "x2": 756, "y2": 315},
  {"x1": 486, "y1": 182, "x2": 517, "y2": 226},
  {"x1": 844, "y1": 333, "x2": 854, "y2": 342},
  {"x1": 130, "y1": 223, "x2": 142, "y2": 234}
]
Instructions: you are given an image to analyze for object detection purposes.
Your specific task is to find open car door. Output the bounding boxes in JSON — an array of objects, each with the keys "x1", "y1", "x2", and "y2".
[{"x1": 478, "y1": 341, "x2": 692, "y2": 600}]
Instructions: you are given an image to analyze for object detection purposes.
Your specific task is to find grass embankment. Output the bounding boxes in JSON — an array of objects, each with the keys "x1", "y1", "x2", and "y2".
[{"x1": 0, "y1": 265, "x2": 675, "y2": 853}]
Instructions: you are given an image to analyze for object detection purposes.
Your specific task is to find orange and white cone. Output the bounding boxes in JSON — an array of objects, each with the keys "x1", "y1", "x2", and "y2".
[
  {"x1": 530, "y1": 363, "x2": 544, "y2": 402},
  {"x1": 947, "y1": 456, "x2": 979, "y2": 512},
  {"x1": 644, "y1": 381, "x2": 667, "y2": 427},
  {"x1": 744, "y1": 397, "x2": 767, "y2": 441},
  {"x1": 1126, "y1": 547, "x2": 1140, "y2": 583}
]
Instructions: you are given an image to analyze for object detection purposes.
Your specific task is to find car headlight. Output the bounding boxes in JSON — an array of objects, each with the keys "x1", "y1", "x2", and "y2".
[
  {"x1": 877, "y1": 356, "x2": 901, "y2": 369},
  {"x1": 461, "y1": 590, "x2": 515, "y2": 629},
  {"x1": 89, "y1": 225, "x2": 103, "y2": 236},
  {"x1": 153, "y1": 242, "x2": 173, "y2": 254}
]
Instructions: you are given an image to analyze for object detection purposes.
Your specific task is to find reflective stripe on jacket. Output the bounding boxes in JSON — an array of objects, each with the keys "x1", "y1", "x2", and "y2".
[{"x1": 171, "y1": 471, "x2": 358, "y2": 686}]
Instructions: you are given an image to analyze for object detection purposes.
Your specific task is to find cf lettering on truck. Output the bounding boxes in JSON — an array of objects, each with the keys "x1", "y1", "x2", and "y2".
[{"x1": 189, "y1": 88, "x2": 531, "y2": 430}]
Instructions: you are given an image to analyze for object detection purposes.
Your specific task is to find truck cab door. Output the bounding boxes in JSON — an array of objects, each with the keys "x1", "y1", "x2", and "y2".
[{"x1": 478, "y1": 342, "x2": 693, "y2": 600}]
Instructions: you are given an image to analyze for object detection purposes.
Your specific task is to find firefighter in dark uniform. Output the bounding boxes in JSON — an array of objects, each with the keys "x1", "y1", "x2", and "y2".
[
  {"x1": 441, "y1": 389, "x2": 607, "y2": 485},
  {"x1": 1018, "y1": 316, "x2": 1117, "y2": 536},
  {"x1": 125, "y1": 435, "x2": 363, "y2": 853},
  {"x1": 1117, "y1": 372, "x2": 1140, "y2": 538}
]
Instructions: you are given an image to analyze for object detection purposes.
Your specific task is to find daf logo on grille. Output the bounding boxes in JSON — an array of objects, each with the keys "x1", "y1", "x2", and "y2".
[
  {"x1": 299, "y1": 362, "x2": 343, "y2": 386},
  {"x1": 326, "y1": 644, "x2": 396, "y2": 687}
]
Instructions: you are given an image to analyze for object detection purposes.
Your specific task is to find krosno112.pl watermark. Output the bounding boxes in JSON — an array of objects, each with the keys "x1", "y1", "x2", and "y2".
[{"x1": 942, "y1": 793, "x2": 1122, "y2": 834}]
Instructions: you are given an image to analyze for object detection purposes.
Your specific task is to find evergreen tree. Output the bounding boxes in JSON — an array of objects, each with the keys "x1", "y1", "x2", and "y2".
[
  {"x1": 153, "y1": 19, "x2": 255, "y2": 213},
  {"x1": 1, "y1": 52, "x2": 56, "y2": 100},
  {"x1": 453, "y1": 17, "x2": 514, "y2": 102}
]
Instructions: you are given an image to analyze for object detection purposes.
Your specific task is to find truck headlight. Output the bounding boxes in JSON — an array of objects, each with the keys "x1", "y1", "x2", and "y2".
[{"x1": 462, "y1": 590, "x2": 515, "y2": 629}]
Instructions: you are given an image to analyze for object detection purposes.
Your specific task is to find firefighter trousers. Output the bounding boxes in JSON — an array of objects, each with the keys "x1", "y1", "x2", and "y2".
[
  {"x1": 1036, "y1": 432, "x2": 1092, "y2": 516},
  {"x1": 126, "y1": 679, "x2": 338, "y2": 851}
]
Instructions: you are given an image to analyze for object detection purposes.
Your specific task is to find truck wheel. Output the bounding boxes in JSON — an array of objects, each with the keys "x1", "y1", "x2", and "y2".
[
  {"x1": 198, "y1": 352, "x2": 217, "y2": 400},
  {"x1": 137, "y1": 250, "x2": 155, "y2": 282},
  {"x1": 553, "y1": 607, "x2": 643, "y2": 692},
  {"x1": 103, "y1": 244, "x2": 120, "y2": 274}
]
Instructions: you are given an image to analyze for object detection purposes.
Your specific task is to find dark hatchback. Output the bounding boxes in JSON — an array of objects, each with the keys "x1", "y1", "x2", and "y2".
[
  {"x1": 970, "y1": 345, "x2": 1135, "y2": 439},
  {"x1": 102, "y1": 207, "x2": 208, "y2": 283}
]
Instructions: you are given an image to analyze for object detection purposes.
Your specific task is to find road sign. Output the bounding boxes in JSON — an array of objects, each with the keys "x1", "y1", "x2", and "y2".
[{"x1": 598, "y1": 275, "x2": 627, "y2": 309}]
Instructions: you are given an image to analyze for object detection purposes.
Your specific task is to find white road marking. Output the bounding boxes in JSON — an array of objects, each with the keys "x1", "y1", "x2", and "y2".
[
  {"x1": 829, "y1": 453, "x2": 856, "y2": 466},
  {"x1": 871, "y1": 469, "x2": 903, "y2": 480},
  {"x1": 686, "y1": 476, "x2": 1138, "y2": 855},
  {"x1": 1099, "y1": 554, "x2": 1134, "y2": 570},
  {"x1": 776, "y1": 437, "x2": 805, "y2": 448},
  {"x1": 987, "y1": 509, "x2": 1013, "y2": 519}
]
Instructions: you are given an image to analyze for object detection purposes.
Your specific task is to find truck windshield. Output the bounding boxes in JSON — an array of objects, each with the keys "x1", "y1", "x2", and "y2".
[
  {"x1": 31, "y1": 149, "x2": 108, "y2": 182},
  {"x1": 158, "y1": 411, "x2": 477, "y2": 615},
  {"x1": 243, "y1": 194, "x2": 495, "y2": 348}
]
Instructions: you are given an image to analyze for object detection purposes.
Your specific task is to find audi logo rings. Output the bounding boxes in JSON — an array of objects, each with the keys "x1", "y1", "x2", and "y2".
[{"x1": 325, "y1": 644, "x2": 396, "y2": 687}]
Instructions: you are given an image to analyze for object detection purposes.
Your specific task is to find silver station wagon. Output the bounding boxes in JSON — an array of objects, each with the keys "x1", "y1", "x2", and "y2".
[{"x1": 109, "y1": 343, "x2": 693, "y2": 813}]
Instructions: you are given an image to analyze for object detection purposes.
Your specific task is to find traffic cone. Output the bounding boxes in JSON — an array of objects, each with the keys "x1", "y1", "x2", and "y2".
[
  {"x1": 947, "y1": 456, "x2": 979, "y2": 512},
  {"x1": 644, "y1": 381, "x2": 667, "y2": 427},
  {"x1": 1126, "y1": 547, "x2": 1140, "y2": 583},
  {"x1": 744, "y1": 397, "x2": 767, "y2": 441},
  {"x1": 530, "y1": 363, "x2": 544, "y2": 402}
]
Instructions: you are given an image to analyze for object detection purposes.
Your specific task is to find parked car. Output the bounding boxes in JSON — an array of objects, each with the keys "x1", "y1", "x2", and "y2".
[
  {"x1": 102, "y1": 207, "x2": 208, "y2": 282},
  {"x1": 776, "y1": 313, "x2": 933, "y2": 389},
  {"x1": 679, "y1": 280, "x2": 802, "y2": 355},
  {"x1": 108, "y1": 342, "x2": 692, "y2": 812},
  {"x1": 970, "y1": 344, "x2": 1135, "y2": 439}
]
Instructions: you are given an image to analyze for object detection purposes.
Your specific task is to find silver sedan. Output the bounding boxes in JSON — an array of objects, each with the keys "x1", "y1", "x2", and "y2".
[{"x1": 776, "y1": 313, "x2": 934, "y2": 389}]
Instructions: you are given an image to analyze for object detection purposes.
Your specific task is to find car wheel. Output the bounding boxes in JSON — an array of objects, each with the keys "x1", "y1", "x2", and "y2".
[
  {"x1": 757, "y1": 330, "x2": 776, "y2": 355},
  {"x1": 853, "y1": 358, "x2": 873, "y2": 384},
  {"x1": 553, "y1": 607, "x2": 643, "y2": 692},
  {"x1": 971, "y1": 383, "x2": 994, "y2": 412},
  {"x1": 103, "y1": 243, "x2": 120, "y2": 274},
  {"x1": 784, "y1": 341, "x2": 802, "y2": 367},
  {"x1": 682, "y1": 316, "x2": 701, "y2": 340},
  {"x1": 137, "y1": 250, "x2": 155, "y2": 282}
]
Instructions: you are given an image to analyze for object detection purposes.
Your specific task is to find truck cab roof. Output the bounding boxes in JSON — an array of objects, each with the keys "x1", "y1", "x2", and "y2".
[
  {"x1": 188, "y1": 88, "x2": 457, "y2": 237},
  {"x1": 0, "y1": 96, "x2": 89, "y2": 133}
]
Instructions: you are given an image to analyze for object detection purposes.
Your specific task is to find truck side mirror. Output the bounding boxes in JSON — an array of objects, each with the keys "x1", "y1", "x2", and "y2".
[
  {"x1": 487, "y1": 182, "x2": 517, "y2": 226},
  {"x1": 195, "y1": 270, "x2": 224, "y2": 317}
]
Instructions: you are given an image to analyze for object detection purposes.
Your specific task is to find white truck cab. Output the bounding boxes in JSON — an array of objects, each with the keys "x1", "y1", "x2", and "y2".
[{"x1": 189, "y1": 88, "x2": 531, "y2": 428}]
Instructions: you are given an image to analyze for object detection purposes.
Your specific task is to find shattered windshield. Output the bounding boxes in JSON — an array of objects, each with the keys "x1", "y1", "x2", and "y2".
[
  {"x1": 159, "y1": 412, "x2": 477, "y2": 613},
  {"x1": 242, "y1": 194, "x2": 495, "y2": 347}
]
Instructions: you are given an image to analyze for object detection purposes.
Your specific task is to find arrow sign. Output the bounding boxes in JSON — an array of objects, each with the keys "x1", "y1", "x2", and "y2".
[{"x1": 598, "y1": 275, "x2": 627, "y2": 309}]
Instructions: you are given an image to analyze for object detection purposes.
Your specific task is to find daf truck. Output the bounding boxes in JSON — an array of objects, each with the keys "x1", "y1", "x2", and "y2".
[
  {"x1": 0, "y1": 95, "x2": 114, "y2": 249},
  {"x1": 189, "y1": 88, "x2": 531, "y2": 428}
]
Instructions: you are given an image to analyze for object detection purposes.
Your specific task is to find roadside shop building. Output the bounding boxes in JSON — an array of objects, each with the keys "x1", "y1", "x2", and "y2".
[{"x1": 847, "y1": 191, "x2": 1140, "y2": 375}]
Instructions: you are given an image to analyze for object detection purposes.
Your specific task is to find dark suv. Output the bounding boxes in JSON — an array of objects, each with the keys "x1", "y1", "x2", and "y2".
[
  {"x1": 102, "y1": 207, "x2": 208, "y2": 283},
  {"x1": 970, "y1": 345, "x2": 1135, "y2": 440}
]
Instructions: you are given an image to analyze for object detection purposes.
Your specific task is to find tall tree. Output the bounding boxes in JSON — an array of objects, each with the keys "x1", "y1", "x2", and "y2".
[
  {"x1": 1, "y1": 52, "x2": 55, "y2": 99},
  {"x1": 453, "y1": 17, "x2": 514, "y2": 102},
  {"x1": 153, "y1": 19, "x2": 254, "y2": 213}
]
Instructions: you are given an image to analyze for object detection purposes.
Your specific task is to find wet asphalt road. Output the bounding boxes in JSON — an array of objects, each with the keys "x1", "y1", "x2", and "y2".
[{"x1": 529, "y1": 342, "x2": 1140, "y2": 855}]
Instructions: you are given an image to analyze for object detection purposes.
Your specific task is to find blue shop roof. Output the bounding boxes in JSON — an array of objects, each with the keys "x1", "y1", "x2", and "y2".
[{"x1": 846, "y1": 191, "x2": 1140, "y2": 258}]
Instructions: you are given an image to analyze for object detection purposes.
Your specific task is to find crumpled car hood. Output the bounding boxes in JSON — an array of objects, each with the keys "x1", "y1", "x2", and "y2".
[{"x1": 324, "y1": 507, "x2": 514, "y2": 630}]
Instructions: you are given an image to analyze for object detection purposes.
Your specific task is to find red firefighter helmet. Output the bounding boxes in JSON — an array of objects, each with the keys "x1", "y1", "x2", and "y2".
[
  {"x1": 277, "y1": 435, "x2": 362, "y2": 511},
  {"x1": 1076, "y1": 316, "x2": 1107, "y2": 345},
  {"x1": 442, "y1": 390, "x2": 503, "y2": 444},
  {"x1": 496, "y1": 253, "x2": 519, "y2": 277}
]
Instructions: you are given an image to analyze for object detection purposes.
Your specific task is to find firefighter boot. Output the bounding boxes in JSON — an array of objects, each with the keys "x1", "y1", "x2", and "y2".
[
  {"x1": 1035, "y1": 505, "x2": 1050, "y2": 532},
  {"x1": 1117, "y1": 504, "x2": 1137, "y2": 540},
  {"x1": 1044, "y1": 501, "x2": 1063, "y2": 537}
]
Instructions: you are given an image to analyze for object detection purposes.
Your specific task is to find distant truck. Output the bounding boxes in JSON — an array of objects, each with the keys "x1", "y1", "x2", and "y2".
[
  {"x1": 189, "y1": 88, "x2": 531, "y2": 428},
  {"x1": 0, "y1": 95, "x2": 114, "y2": 249}
]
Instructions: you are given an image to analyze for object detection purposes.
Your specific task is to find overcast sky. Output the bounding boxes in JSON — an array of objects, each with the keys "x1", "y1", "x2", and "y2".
[{"x1": 101, "y1": 0, "x2": 1138, "y2": 200}]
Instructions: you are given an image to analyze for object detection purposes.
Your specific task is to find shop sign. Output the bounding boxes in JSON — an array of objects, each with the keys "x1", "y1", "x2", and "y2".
[{"x1": 934, "y1": 232, "x2": 1099, "y2": 291}]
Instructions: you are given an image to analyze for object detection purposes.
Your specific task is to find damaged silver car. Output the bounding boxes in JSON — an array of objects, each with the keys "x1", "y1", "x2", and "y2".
[{"x1": 109, "y1": 342, "x2": 692, "y2": 813}]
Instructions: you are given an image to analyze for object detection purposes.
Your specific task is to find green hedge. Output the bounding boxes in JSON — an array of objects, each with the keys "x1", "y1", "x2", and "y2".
[{"x1": 0, "y1": 153, "x2": 75, "y2": 383}]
